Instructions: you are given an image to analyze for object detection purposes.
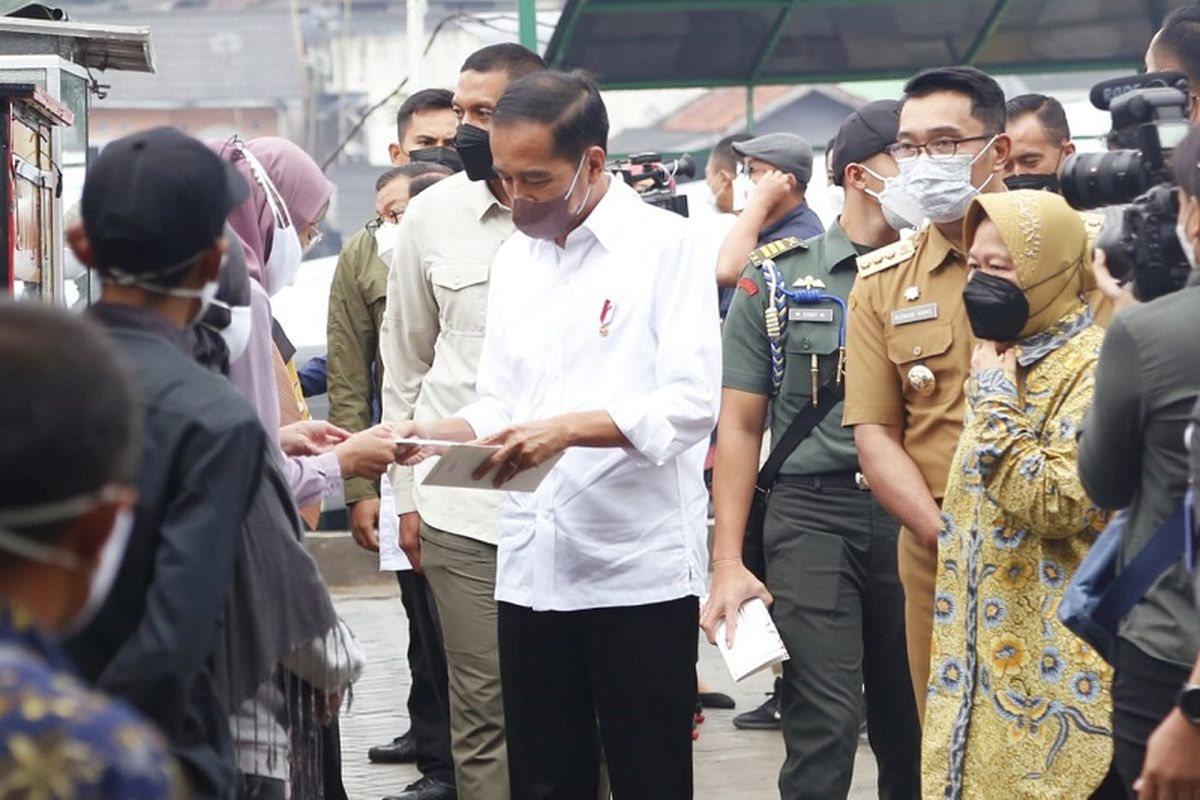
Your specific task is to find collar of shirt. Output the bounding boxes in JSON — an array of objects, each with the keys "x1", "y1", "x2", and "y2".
[
  {"x1": 759, "y1": 200, "x2": 818, "y2": 244},
  {"x1": 465, "y1": 175, "x2": 510, "y2": 222},
  {"x1": 1015, "y1": 305, "x2": 1094, "y2": 367},
  {"x1": 89, "y1": 302, "x2": 193, "y2": 354},
  {"x1": 915, "y1": 222, "x2": 963, "y2": 274},
  {"x1": 817, "y1": 219, "x2": 860, "y2": 274},
  {"x1": 0, "y1": 603, "x2": 72, "y2": 675}
]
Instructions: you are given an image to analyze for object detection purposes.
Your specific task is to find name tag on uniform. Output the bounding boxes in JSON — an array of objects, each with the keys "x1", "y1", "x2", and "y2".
[
  {"x1": 788, "y1": 308, "x2": 834, "y2": 323},
  {"x1": 891, "y1": 303, "x2": 938, "y2": 326}
]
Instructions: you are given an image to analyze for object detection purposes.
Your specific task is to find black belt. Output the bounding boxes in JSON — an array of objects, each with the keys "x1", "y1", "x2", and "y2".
[{"x1": 777, "y1": 471, "x2": 869, "y2": 491}]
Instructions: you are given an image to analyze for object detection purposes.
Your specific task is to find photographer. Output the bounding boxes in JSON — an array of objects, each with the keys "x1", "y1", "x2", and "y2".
[
  {"x1": 1146, "y1": 5, "x2": 1200, "y2": 122},
  {"x1": 1077, "y1": 124, "x2": 1200, "y2": 797}
]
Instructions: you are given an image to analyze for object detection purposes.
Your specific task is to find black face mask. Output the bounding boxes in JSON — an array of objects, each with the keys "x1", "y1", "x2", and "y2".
[
  {"x1": 963, "y1": 271, "x2": 1030, "y2": 342},
  {"x1": 409, "y1": 145, "x2": 463, "y2": 173},
  {"x1": 454, "y1": 124, "x2": 495, "y2": 182},
  {"x1": 1003, "y1": 172, "x2": 1061, "y2": 194}
]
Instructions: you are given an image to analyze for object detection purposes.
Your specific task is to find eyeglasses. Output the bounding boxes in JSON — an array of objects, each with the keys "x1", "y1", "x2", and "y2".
[
  {"x1": 365, "y1": 210, "x2": 402, "y2": 233},
  {"x1": 886, "y1": 135, "x2": 994, "y2": 163}
]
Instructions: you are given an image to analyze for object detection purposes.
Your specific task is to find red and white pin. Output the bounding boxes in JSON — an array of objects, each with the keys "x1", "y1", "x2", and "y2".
[{"x1": 599, "y1": 299, "x2": 615, "y2": 337}]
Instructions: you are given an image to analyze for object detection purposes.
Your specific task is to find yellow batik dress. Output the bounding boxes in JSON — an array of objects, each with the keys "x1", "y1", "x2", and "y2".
[{"x1": 922, "y1": 308, "x2": 1113, "y2": 800}]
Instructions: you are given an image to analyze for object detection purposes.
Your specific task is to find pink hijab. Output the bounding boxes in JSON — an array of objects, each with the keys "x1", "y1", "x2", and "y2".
[{"x1": 210, "y1": 136, "x2": 333, "y2": 285}]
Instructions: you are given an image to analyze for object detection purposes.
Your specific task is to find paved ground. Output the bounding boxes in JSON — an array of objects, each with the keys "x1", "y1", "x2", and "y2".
[{"x1": 334, "y1": 587, "x2": 881, "y2": 800}]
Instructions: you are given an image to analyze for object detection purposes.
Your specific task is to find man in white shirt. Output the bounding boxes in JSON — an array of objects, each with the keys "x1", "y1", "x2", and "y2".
[
  {"x1": 395, "y1": 71, "x2": 721, "y2": 799},
  {"x1": 379, "y1": 43, "x2": 546, "y2": 800}
]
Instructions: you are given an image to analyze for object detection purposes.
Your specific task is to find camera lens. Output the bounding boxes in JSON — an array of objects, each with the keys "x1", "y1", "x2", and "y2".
[{"x1": 1061, "y1": 150, "x2": 1154, "y2": 209}]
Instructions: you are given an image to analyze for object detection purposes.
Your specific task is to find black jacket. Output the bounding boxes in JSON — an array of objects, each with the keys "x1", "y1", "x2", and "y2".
[{"x1": 66, "y1": 303, "x2": 266, "y2": 800}]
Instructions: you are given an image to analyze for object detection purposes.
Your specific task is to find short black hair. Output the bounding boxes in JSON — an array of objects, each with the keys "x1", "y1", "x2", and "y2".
[
  {"x1": 409, "y1": 172, "x2": 448, "y2": 198},
  {"x1": 0, "y1": 302, "x2": 138, "y2": 538},
  {"x1": 492, "y1": 71, "x2": 609, "y2": 161},
  {"x1": 396, "y1": 88, "x2": 454, "y2": 143},
  {"x1": 711, "y1": 133, "x2": 752, "y2": 172},
  {"x1": 376, "y1": 162, "x2": 453, "y2": 193},
  {"x1": 460, "y1": 43, "x2": 546, "y2": 80},
  {"x1": 902, "y1": 66, "x2": 1007, "y2": 135},
  {"x1": 1156, "y1": 5, "x2": 1200, "y2": 86},
  {"x1": 1174, "y1": 122, "x2": 1200, "y2": 197},
  {"x1": 1006, "y1": 93, "x2": 1071, "y2": 144}
]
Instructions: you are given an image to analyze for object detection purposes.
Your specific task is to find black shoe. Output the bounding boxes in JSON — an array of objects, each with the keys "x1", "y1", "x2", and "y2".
[
  {"x1": 698, "y1": 691, "x2": 736, "y2": 710},
  {"x1": 733, "y1": 678, "x2": 781, "y2": 730},
  {"x1": 368, "y1": 731, "x2": 417, "y2": 764},
  {"x1": 383, "y1": 776, "x2": 457, "y2": 800}
]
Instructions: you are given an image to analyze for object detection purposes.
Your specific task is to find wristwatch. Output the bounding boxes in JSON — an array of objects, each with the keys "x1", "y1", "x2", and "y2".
[{"x1": 1177, "y1": 683, "x2": 1200, "y2": 724}]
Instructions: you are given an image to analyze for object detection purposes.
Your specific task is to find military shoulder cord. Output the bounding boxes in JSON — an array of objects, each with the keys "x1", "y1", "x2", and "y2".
[{"x1": 759, "y1": 258, "x2": 848, "y2": 406}]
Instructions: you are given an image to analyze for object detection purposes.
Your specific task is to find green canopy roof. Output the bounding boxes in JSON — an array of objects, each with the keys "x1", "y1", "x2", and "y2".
[{"x1": 545, "y1": 0, "x2": 1190, "y2": 89}]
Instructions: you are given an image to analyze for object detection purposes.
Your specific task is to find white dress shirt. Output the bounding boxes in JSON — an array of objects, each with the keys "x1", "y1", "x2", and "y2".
[
  {"x1": 457, "y1": 178, "x2": 721, "y2": 611},
  {"x1": 380, "y1": 171, "x2": 512, "y2": 544}
]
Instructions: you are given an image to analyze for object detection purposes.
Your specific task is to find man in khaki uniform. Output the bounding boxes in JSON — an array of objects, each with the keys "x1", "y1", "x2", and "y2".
[{"x1": 844, "y1": 66, "x2": 1010, "y2": 723}]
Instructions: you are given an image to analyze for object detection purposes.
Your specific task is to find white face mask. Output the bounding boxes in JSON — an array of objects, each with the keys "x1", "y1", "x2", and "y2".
[
  {"x1": 202, "y1": 299, "x2": 253, "y2": 363},
  {"x1": 899, "y1": 136, "x2": 997, "y2": 224},
  {"x1": 826, "y1": 185, "x2": 845, "y2": 219},
  {"x1": 103, "y1": 266, "x2": 219, "y2": 328},
  {"x1": 731, "y1": 172, "x2": 754, "y2": 213},
  {"x1": 861, "y1": 165, "x2": 926, "y2": 231},
  {"x1": 0, "y1": 488, "x2": 134, "y2": 636},
  {"x1": 237, "y1": 146, "x2": 304, "y2": 297},
  {"x1": 374, "y1": 221, "x2": 400, "y2": 264},
  {"x1": 1177, "y1": 222, "x2": 1198, "y2": 270}
]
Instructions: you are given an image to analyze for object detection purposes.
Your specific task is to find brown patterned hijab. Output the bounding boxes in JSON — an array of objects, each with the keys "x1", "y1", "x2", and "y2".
[{"x1": 964, "y1": 190, "x2": 1092, "y2": 339}]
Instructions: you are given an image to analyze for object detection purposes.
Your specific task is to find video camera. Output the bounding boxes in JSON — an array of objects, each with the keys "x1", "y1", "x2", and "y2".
[
  {"x1": 1061, "y1": 71, "x2": 1191, "y2": 301},
  {"x1": 609, "y1": 152, "x2": 696, "y2": 217}
]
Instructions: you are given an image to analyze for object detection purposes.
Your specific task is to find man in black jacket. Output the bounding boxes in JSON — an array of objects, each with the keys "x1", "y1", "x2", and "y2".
[{"x1": 64, "y1": 127, "x2": 267, "y2": 800}]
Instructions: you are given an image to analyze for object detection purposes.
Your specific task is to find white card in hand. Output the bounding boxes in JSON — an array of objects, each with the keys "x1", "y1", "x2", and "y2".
[
  {"x1": 712, "y1": 597, "x2": 790, "y2": 682},
  {"x1": 420, "y1": 444, "x2": 563, "y2": 493}
]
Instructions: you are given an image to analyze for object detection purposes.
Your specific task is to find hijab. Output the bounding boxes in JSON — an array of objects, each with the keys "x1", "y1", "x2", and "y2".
[
  {"x1": 964, "y1": 190, "x2": 1091, "y2": 339},
  {"x1": 211, "y1": 137, "x2": 333, "y2": 286}
]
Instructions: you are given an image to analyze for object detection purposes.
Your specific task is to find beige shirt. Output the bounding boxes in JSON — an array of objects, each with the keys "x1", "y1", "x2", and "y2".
[{"x1": 380, "y1": 171, "x2": 513, "y2": 544}]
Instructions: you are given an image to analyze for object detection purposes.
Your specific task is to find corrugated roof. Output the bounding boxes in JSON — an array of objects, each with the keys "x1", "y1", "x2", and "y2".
[{"x1": 83, "y1": 11, "x2": 301, "y2": 106}]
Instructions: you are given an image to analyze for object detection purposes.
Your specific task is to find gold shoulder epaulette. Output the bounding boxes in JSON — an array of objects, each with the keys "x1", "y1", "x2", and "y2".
[
  {"x1": 747, "y1": 236, "x2": 806, "y2": 267},
  {"x1": 856, "y1": 235, "x2": 917, "y2": 277},
  {"x1": 1079, "y1": 211, "x2": 1105, "y2": 246}
]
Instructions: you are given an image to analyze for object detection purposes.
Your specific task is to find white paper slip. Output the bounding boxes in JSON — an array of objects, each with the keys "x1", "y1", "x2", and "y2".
[
  {"x1": 394, "y1": 437, "x2": 464, "y2": 451},
  {"x1": 420, "y1": 444, "x2": 564, "y2": 493},
  {"x1": 712, "y1": 597, "x2": 790, "y2": 682}
]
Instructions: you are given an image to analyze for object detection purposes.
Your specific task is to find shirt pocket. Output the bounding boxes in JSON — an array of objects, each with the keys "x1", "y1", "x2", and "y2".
[
  {"x1": 884, "y1": 322, "x2": 955, "y2": 404},
  {"x1": 782, "y1": 320, "x2": 840, "y2": 400},
  {"x1": 429, "y1": 262, "x2": 489, "y2": 335}
]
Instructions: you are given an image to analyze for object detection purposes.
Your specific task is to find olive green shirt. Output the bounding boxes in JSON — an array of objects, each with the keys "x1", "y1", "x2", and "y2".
[
  {"x1": 326, "y1": 226, "x2": 388, "y2": 505},
  {"x1": 1079, "y1": 271, "x2": 1200, "y2": 668},
  {"x1": 722, "y1": 221, "x2": 860, "y2": 476}
]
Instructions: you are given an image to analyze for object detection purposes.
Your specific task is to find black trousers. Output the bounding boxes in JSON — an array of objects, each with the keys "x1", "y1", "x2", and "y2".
[
  {"x1": 1112, "y1": 640, "x2": 1193, "y2": 797},
  {"x1": 397, "y1": 570, "x2": 455, "y2": 784},
  {"x1": 497, "y1": 596, "x2": 698, "y2": 800},
  {"x1": 763, "y1": 480, "x2": 920, "y2": 800}
]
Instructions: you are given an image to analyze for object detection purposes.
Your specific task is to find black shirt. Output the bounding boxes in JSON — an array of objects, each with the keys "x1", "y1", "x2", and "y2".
[{"x1": 66, "y1": 302, "x2": 267, "y2": 799}]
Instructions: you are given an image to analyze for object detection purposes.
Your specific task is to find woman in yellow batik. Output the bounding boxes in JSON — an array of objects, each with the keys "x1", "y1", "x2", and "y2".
[{"x1": 921, "y1": 190, "x2": 1120, "y2": 799}]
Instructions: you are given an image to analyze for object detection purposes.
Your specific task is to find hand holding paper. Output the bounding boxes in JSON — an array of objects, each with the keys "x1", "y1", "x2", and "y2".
[{"x1": 710, "y1": 598, "x2": 790, "y2": 682}]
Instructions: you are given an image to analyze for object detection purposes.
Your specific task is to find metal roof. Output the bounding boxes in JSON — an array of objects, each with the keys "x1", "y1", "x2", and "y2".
[
  {"x1": 0, "y1": 15, "x2": 153, "y2": 73},
  {"x1": 546, "y1": 0, "x2": 1193, "y2": 89}
]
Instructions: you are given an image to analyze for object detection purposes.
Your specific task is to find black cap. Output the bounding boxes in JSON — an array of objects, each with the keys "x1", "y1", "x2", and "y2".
[
  {"x1": 83, "y1": 127, "x2": 249, "y2": 280},
  {"x1": 831, "y1": 99, "x2": 901, "y2": 186}
]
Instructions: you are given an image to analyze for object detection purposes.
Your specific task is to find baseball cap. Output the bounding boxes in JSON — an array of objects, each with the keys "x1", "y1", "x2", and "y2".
[
  {"x1": 733, "y1": 133, "x2": 813, "y2": 185},
  {"x1": 83, "y1": 127, "x2": 249, "y2": 281},
  {"x1": 830, "y1": 100, "x2": 901, "y2": 187}
]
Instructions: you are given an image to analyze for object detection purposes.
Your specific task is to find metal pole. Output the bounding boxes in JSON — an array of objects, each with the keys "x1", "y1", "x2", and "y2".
[
  {"x1": 519, "y1": 0, "x2": 537, "y2": 51},
  {"x1": 407, "y1": 0, "x2": 427, "y2": 90},
  {"x1": 746, "y1": 84, "x2": 755, "y2": 133}
]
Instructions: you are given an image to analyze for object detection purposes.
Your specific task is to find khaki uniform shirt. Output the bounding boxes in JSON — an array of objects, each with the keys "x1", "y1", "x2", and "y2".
[
  {"x1": 843, "y1": 224, "x2": 973, "y2": 499},
  {"x1": 722, "y1": 223, "x2": 859, "y2": 476},
  {"x1": 379, "y1": 171, "x2": 511, "y2": 544},
  {"x1": 326, "y1": 227, "x2": 388, "y2": 505}
]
